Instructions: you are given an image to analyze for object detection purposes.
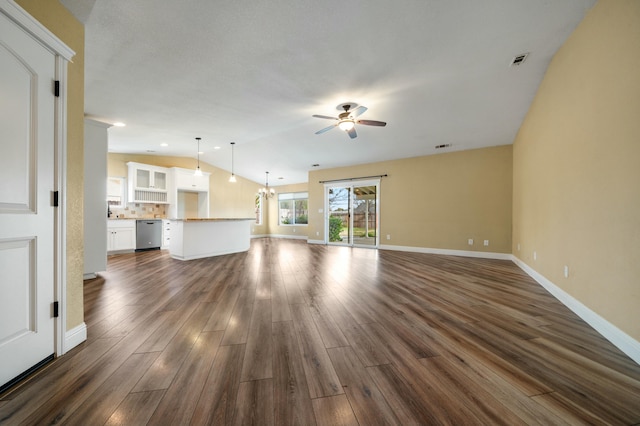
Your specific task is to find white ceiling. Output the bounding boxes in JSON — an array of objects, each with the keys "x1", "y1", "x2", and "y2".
[{"x1": 66, "y1": 0, "x2": 595, "y2": 186}]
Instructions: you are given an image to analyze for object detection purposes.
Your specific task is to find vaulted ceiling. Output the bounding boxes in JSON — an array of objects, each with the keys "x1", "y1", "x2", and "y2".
[{"x1": 63, "y1": 0, "x2": 595, "y2": 185}]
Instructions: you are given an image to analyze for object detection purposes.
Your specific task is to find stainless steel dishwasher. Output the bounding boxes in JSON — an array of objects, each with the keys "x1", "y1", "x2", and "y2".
[{"x1": 136, "y1": 219, "x2": 162, "y2": 251}]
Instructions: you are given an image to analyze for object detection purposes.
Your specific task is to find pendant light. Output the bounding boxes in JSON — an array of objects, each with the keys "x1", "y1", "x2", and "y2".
[
  {"x1": 259, "y1": 171, "x2": 275, "y2": 198},
  {"x1": 228, "y1": 142, "x2": 237, "y2": 183},
  {"x1": 194, "y1": 137, "x2": 203, "y2": 176}
]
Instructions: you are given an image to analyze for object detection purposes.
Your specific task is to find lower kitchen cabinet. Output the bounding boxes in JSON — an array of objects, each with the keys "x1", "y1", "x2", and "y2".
[
  {"x1": 107, "y1": 220, "x2": 136, "y2": 252},
  {"x1": 162, "y1": 219, "x2": 171, "y2": 249}
]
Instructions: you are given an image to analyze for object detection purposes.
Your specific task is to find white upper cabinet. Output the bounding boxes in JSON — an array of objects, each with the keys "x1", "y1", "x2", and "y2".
[
  {"x1": 127, "y1": 162, "x2": 170, "y2": 203},
  {"x1": 173, "y1": 167, "x2": 209, "y2": 192}
]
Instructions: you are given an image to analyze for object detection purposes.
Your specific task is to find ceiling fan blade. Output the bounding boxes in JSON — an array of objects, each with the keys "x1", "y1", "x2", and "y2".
[
  {"x1": 315, "y1": 124, "x2": 337, "y2": 135},
  {"x1": 347, "y1": 127, "x2": 357, "y2": 139},
  {"x1": 351, "y1": 106, "x2": 368, "y2": 118},
  {"x1": 357, "y1": 119, "x2": 387, "y2": 127},
  {"x1": 312, "y1": 114, "x2": 338, "y2": 120}
]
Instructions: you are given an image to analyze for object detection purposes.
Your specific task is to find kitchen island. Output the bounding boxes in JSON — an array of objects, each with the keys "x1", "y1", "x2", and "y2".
[{"x1": 169, "y1": 218, "x2": 254, "y2": 261}]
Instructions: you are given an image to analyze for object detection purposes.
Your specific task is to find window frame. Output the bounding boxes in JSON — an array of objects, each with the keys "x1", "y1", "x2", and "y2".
[{"x1": 278, "y1": 192, "x2": 308, "y2": 226}]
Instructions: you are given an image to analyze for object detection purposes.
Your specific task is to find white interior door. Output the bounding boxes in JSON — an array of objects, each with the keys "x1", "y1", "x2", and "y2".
[{"x1": 0, "y1": 11, "x2": 56, "y2": 389}]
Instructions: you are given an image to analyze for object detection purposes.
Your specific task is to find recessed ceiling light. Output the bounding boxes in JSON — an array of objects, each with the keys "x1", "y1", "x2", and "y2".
[
  {"x1": 198, "y1": 151, "x2": 204, "y2": 155},
  {"x1": 113, "y1": 122, "x2": 126, "y2": 127},
  {"x1": 278, "y1": 177, "x2": 284, "y2": 180},
  {"x1": 160, "y1": 143, "x2": 168, "y2": 147},
  {"x1": 214, "y1": 146, "x2": 221, "y2": 150}
]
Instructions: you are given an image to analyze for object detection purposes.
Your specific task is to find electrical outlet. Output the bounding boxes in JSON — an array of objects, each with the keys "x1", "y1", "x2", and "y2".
[
  {"x1": 533, "y1": 251, "x2": 537, "y2": 261},
  {"x1": 293, "y1": 228, "x2": 296, "y2": 233},
  {"x1": 316, "y1": 231, "x2": 319, "y2": 236},
  {"x1": 386, "y1": 234, "x2": 391, "y2": 240},
  {"x1": 468, "y1": 239, "x2": 473, "y2": 245},
  {"x1": 517, "y1": 243, "x2": 520, "y2": 251},
  {"x1": 483, "y1": 240, "x2": 489, "y2": 246},
  {"x1": 564, "y1": 265, "x2": 569, "y2": 278}
]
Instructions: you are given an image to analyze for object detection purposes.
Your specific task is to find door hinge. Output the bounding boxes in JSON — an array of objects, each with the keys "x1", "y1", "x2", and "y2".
[
  {"x1": 53, "y1": 301, "x2": 59, "y2": 318},
  {"x1": 53, "y1": 191, "x2": 59, "y2": 207},
  {"x1": 54, "y1": 80, "x2": 60, "y2": 97}
]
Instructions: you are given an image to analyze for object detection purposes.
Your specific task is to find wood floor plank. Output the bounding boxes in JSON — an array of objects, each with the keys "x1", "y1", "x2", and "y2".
[
  {"x1": 233, "y1": 378, "x2": 274, "y2": 426},
  {"x1": 317, "y1": 296, "x2": 389, "y2": 366},
  {"x1": 326, "y1": 346, "x2": 400, "y2": 425},
  {"x1": 133, "y1": 301, "x2": 217, "y2": 392},
  {"x1": 308, "y1": 298, "x2": 349, "y2": 348},
  {"x1": 311, "y1": 395, "x2": 359, "y2": 426},
  {"x1": 221, "y1": 289, "x2": 254, "y2": 345},
  {"x1": 271, "y1": 269, "x2": 293, "y2": 322},
  {"x1": 272, "y1": 321, "x2": 317, "y2": 426},
  {"x1": 203, "y1": 280, "x2": 242, "y2": 331},
  {"x1": 103, "y1": 389, "x2": 166, "y2": 426},
  {"x1": 190, "y1": 344, "x2": 245, "y2": 425},
  {"x1": 0, "y1": 337, "x2": 121, "y2": 424},
  {"x1": 20, "y1": 311, "x2": 172, "y2": 425},
  {"x1": 147, "y1": 331, "x2": 224, "y2": 425},
  {"x1": 240, "y1": 299, "x2": 273, "y2": 381},
  {"x1": 63, "y1": 351, "x2": 159, "y2": 425},
  {"x1": 290, "y1": 303, "x2": 344, "y2": 398},
  {"x1": 2, "y1": 241, "x2": 640, "y2": 424}
]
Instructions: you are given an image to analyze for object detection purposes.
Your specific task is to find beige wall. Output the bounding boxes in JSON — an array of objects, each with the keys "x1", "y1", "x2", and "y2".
[
  {"x1": 108, "y1": 153, "x2": 265, "y2": 233},
  {"x1": 266, "y1": 183, "x2": 310, "y2": 238},
  {"x1": 17, "y1": 0, "x2": 85, "y2": 330},
  {"x1": 309, "y1": 145, "x2": 513, "y2": 253},
  {"x1": 512, "y1": 0, "x2": 640, "y2": 340}
]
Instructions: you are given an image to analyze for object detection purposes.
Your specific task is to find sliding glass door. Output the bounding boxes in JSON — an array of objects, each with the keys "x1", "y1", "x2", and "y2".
[{"x1": 326, "y1": 180, "x2": 379, "y2": 248}]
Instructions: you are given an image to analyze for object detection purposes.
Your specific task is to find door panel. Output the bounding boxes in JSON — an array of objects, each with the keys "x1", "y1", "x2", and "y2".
[
  {"x1": 0, "y1": 11, "x2": 56, "y2": 388},
  {"x1": 326, "y1": 182, "x2": 379, "y2": 248},
  {"x1": 353, "y1": 185, "x2": 377, "y2": 247},
  {"x1": 328, "y1": 187, "x2": 350, "y2": 245}
]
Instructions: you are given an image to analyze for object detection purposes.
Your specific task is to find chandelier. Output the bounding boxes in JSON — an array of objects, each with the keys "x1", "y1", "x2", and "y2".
[{"x1": 259, "y1": 171, "x2": 275, "y2": 199}]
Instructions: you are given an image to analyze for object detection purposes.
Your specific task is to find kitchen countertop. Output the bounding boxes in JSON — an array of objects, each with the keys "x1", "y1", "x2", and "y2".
[
  {"x1": 169, "y1": 218, "x2": 254, "y2": 222},
  {"x1": 108, "y1": 217, "x2": 166, "y2": 220}
]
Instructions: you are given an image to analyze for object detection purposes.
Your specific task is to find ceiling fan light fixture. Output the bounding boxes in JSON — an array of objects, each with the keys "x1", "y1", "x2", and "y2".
[{"x1": 339, "y1": 120, "x2": 355, "y2": 131}]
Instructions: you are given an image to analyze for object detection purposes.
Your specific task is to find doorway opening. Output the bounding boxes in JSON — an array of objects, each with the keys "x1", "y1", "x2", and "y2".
[{"x1": 325, "y1": 180, "x2": 379, "y2": 248}]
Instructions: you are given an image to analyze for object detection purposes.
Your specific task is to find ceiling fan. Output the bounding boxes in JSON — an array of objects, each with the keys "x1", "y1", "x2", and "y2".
[{"x1": 313, "y1": 103, "x2": 387, "y2": 139}]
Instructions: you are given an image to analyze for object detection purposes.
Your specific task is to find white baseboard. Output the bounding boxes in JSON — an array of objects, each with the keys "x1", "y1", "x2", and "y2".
[
  {"x1": 307, "y1": 239, "x2": 325, "y2": 245},
  {"x1": 83, "y1": 273, "x2": 97, "y2": 280},
  {"x1": 63, "y1": 322, "x2": 87, "y2": 354},
  {"x1": 267, "y1": 234, "x2": 308, "y2": 240},
  {"x1": 250, "y1": 234, "x2": 269, "y2": 239},
  {"x1": 512, "y1": 256, "x2": 640, "y2": 365},
  {"x1": 378, "y1": 244, "x2": 512, "y2": 260}
]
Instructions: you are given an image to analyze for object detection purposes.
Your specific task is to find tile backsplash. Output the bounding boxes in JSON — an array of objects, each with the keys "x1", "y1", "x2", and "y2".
[{"x1": 108, "y1": 203, "x2": 166, "y2": 219}]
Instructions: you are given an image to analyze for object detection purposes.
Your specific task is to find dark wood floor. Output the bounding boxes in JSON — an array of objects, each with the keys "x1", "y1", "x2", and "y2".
[{"x1": 1, "y1": 238, "x2": 640, "y2": 425}]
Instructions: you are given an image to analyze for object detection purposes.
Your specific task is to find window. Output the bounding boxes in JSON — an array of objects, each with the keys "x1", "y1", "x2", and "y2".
[
  {"x1": 255, "y1": 193, "x2": 262, "y2": 225},
  {"x1": 278, "y1": 192, "x2": 308, "y2": 225}
]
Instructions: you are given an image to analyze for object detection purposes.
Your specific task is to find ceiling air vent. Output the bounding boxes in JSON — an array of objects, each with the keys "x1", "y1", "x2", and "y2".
[
  {"x1": 435, "y1": 144, "x2": 451, "y2": 149},
  {"x1": 510, "y1": 53, "x2": 529, "y2": 67}
]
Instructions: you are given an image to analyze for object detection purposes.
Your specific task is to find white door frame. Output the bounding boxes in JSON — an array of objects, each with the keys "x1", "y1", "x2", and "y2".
[{"x1": 1, "y1": 0, "x2": 74, "y2": 357}]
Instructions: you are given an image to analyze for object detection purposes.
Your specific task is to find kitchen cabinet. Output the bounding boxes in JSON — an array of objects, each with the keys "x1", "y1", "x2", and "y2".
[
  {"x1": 162, "y1": 219, "x2": 171, "y2": 249},
  {"x1": 173, "y1": 168, "x2": 209, "y2": 191},
  {"x1": 107, "y1": 220, "x2": 136, "y2": 252},
  {"x1": 127, "y1": 162, "x2": 169, "y2": 203}
]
